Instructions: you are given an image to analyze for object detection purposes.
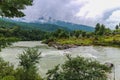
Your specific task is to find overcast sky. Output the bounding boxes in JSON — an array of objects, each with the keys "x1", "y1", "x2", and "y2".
[{"x1": 20, "y1": 0, "x2": 120, "y2": 28}]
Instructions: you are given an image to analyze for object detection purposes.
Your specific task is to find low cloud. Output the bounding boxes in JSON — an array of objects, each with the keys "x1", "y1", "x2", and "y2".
[{"x1": 19, "y1": 0, "x2": 120, "y2": 28}]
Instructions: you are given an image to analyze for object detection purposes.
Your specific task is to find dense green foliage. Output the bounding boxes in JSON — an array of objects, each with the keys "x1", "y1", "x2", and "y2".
[
  {"x1": 0, "y1": 0, "x2": 34, "y2": 51},
  {"x1": 0, "y1": 37, "x2": 19, "y2": 51},
  {"x1": 95, "y1": 23, "x2": 111, "y2": 35},
  {"x1": 0, "y1": 0, "x2": 33, "y2": 17},
  {"x1": 43, "y1": 23, "x2": 120, "y2": 48},
  {"x1": 16, "y1": 48, "x2": 42, "y2": 80},
  {"x1": 0, "y1": 48, "x2": 42, "y2": 80},
  {"x1": 46, "y1": 55, "x2": 111, "y2": 80},
  {"x1": 43, "y1": 28, "x2": 93, "y2": 45},
  {"x1": 0, "y1": 26, "x2": 46, "y2": 52},
  {"x1": 0, "y1": 26, "x2": 45, "y2": 41},
  {"x1": 0, "y1": 57, "x2": 15, "y2": 80}
]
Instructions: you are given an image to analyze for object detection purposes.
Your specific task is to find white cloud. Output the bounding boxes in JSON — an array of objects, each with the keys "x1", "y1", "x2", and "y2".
[
  {"x1": 107, "y1": 10, "x2": 120, "y2": 22},
  {"x1": 76, "y1": 0, "x2": 120, "y2": 20},
  {"x1": 19, "y1": 0, "x2": 120, "y2": 28},
  {"x1": 105, "y1": 10, "x2": 120, "y2": 29}
]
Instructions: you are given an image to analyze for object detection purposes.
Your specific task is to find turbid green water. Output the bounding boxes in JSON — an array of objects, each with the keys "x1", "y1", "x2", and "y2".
[{"x1": 0, "y1": 41, "x2": 120, "y2": 80}]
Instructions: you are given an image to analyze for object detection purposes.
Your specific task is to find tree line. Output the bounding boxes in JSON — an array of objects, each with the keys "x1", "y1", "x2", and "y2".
[
  {"x1": 0, "y1": 26, "x2": 46, "y2": 41},
  {"x1": 43, "y1": 23, "x2": 120, "y2": 48}
]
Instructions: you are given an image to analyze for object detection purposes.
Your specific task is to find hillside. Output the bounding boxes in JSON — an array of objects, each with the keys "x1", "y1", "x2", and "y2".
[
  {"x1": 0, "y1": 18, "x2": 70, "y2": 32},
  {"x1": 0, "y1": 18, "x2": 94, "y2": 32},
  {"x1": 48, "y1": 20, "x2": 95, "y2": 32}
]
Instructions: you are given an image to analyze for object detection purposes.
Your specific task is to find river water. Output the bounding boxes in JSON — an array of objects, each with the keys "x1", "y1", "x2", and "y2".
[{"x1": 0, "y1": 41, "x2": 120, "y2": 79}]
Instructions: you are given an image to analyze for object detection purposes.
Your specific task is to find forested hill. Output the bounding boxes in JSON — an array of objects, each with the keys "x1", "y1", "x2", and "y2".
[
  {"x1": 0, "y1": 18, "x2": 94, "y2": 32},
  {"x1": 48, "y1": 20, "x2": 95, "y2": 32},
  {"x1": 0, "y1": 18, "x2": 70, "y2": 32}
]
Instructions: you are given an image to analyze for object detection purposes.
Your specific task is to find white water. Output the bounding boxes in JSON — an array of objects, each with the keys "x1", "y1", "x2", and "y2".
[{"x1": 0, "y1": 41, "x2": 120, "y2": 79}]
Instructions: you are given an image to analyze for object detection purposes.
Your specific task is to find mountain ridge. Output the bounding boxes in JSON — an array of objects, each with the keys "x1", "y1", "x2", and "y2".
[{"x1": 0, "y1": 18, "x2": 94, "y2": 32}]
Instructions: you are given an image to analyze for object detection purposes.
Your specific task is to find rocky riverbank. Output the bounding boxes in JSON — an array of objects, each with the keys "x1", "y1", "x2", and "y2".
[{"x1": 48, "y1": 42, "x2": 78, "y2": 50}]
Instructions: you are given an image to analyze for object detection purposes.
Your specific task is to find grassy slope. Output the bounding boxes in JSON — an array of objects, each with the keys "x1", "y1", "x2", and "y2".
[{"x1": 56, "y1": 38, "x2": 93, "y2": 46}]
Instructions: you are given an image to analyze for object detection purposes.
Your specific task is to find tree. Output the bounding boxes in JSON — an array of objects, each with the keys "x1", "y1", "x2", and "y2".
[
  {"x1": 16, "y1": 48, "x2": 42, "y2": 80},
  {"x1": 95, "y1": 23, "x2": 101, "y2": 34},
  {"x1": 95, "y1": 23, "x2": 107, "y2": 36},
  {"x1": 104, "y1": 28, "x2": 111, "y2": 35},
  {"x1": 46, "y1": 55, "x2": 111, "y2": 80},
  {"x1": 115, "y1": 25, "x2": 119, "y2": 30},
  {"x1": 52, "y1": 29, "x2": 69, "y2": 38},
  {"x1": 81, "y1": 31, "x2": 86, "y2": 37},
  {"x1": 73, "y1": 30, "x2": 82, "y2": 38},
  {"x1": 0, "y1": 57, "x2": 16, "y2": 80},
  {"x1": 0, "y1": 0, "x2": 33, "y2": 17},
  {"x1": 99, "y1": 24, "x2": 105, "y2": 35},
  {"x1": 58, "y1": 31, "x2": 69, "y2": 38},
  {"x1": 0, "y1": 37, "x2": 19, "y2": 51},
  {"x1": 119, "y1": 23, "x2": 120, "y2": 27}
]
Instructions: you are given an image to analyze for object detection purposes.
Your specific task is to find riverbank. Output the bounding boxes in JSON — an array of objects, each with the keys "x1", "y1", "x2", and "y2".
[{"x1": 43, "y1": 35, "x2": 120, "y2": 50}]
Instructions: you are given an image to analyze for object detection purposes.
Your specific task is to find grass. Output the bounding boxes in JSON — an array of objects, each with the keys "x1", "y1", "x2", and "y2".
[
  {"x1": 56, "y1": 38, "x2": 93, "y2": 46},
  {"x1": 93, "y1": 35, "x2": 120, "y2": 47},
  {"x1": 53, "y1": 34, "x2": 120, "y2": 48}
]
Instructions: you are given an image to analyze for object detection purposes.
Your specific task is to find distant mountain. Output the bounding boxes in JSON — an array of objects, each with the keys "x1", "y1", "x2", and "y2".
[
  {"x1": 35, "y1": 17, "x2": 95, "y2": 32},
  {"x1": 0, "y1": 18, "x2": 70, "y2": 32},
  {"x1": 0, "y1": 18, "x2": 94, "y2": 32},
  {"x1": 49, "y1": 20, "x2": 94, "y2": 32}
]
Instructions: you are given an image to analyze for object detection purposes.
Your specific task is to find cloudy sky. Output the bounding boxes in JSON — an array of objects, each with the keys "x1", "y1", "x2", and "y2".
[{"x1": 21, "y1": 0, "x2": 120, "y2": 28}]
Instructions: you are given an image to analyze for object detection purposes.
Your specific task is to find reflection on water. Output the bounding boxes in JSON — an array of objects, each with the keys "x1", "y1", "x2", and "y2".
[{"x1": 0, "y1": 41, "x2": 120, "y2": 79}]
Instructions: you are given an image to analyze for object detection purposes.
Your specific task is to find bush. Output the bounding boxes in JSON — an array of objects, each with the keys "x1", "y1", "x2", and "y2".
[
  {"x1": 0, "y1": 57, "x2": 15, "y2": 80},
  {"x1": 46, "y1": 55, "x2": 111, "y2": 80},
  {"x1": 15, "y1": 48, "x2": 42, "y2": 80}
]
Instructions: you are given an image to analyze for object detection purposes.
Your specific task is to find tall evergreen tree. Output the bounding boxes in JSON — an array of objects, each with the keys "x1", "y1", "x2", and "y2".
[
  {"x1": 95, "y1": 23, "x2": 100, "y2": 34},
  {"x1": 115, "y1": 25, "x2": 119, "y2": 30}
]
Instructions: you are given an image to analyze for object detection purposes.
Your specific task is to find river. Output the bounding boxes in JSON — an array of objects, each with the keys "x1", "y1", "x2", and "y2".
[{"x1": 0, "y1": 41, "x2": 120, "y2": 80}]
